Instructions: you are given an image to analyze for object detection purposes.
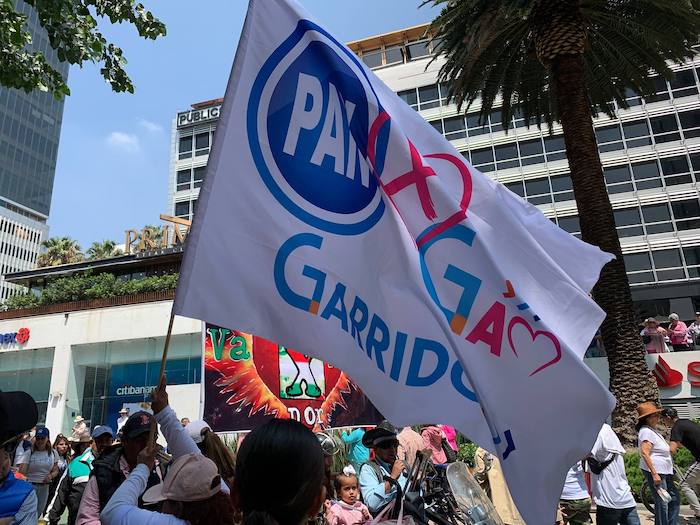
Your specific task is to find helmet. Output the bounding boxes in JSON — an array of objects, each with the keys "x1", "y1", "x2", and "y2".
[{"x1": 316, "y1": 432, "x2": 340, "y2": 456}]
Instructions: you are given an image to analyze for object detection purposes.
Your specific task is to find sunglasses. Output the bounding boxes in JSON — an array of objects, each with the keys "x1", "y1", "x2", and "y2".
[{"x1": 376, "y1": 440, "x2": 399, "y2": 450}]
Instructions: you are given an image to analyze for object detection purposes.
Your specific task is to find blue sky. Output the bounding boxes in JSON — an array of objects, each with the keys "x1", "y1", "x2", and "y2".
[{"x1": 49, "y1": 0, "x2": 440, "y2": 248}]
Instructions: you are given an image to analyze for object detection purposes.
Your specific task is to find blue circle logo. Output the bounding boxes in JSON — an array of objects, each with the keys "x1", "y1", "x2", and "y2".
[{"x1": 248, "y1": 20, "x2": 386, "y2": 235}]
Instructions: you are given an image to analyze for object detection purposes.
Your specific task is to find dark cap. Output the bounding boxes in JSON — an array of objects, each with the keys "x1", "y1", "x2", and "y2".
[
  {"x1": 35, "y1": 427, "x2": 49, "y2": 439},
  {"x1": 0, "y1": 391, "x2": 38, "y2": 444},
  {"x1": 121, "y1": 411, "x2": 154, "y2": 440},
  {"x1": 362, "y1": 420, "x2": 398, "y2": 448},
  {"x1": 92, "y1": 425, "x2": 114, "y2": 439}
]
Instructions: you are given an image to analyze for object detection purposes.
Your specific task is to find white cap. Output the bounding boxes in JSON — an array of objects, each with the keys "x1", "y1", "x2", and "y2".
[{"x1": 185, "y1": 420, "x2": 211, "y2": 444}]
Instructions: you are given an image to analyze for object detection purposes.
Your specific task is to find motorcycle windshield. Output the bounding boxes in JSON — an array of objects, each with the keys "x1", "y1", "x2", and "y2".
[{"x1": 446, "y1": 462, "x2": 504, "y2": 525}]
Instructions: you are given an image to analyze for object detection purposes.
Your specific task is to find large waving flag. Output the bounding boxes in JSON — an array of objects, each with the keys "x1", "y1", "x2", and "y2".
[{"x1": 174, "y1": 0, "x2": 615, "y2": 521}]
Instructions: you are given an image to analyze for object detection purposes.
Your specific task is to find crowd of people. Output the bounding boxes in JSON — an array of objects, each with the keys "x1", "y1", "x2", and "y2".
[
  {"x1": 5, "y1": 382, "x2": 700, "y2": 525},
  {"x1": 640, "y1": 313, "x2": 700, "y2": 354}
]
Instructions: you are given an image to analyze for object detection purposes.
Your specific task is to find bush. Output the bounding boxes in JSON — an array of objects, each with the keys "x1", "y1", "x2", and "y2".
[
  {"x1": 624, "y1": 447, "x2": 695, "y2": 501},
  {"x1": 458, "y1": 441, "x2": 478, "y2": 467},
  {"x1": 3, "y1": 272, "x2": 179, "y2": 310}
]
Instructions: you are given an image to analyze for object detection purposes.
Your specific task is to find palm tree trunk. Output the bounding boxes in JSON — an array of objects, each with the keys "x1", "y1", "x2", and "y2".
[{"x1": 550, "y1": 53, "x2": 658, "y2": 445}]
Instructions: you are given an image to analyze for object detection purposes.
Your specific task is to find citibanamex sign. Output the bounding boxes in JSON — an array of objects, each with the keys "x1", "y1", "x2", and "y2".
[{"x1": 0, "y1": 327, "x2": 30, "y2": 345}]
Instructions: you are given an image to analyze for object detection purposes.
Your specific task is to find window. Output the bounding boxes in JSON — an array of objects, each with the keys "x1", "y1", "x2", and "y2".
[
  {"x1": 470, "y1": 147, "x2": 494, "y2": 172},
  {"x1": 614, "y1": 207, "x2": 643, "y2": 237},
  {"x1": 672, "y1": 199, "x2": 700, "y2": 231},
  {"x1": 551, "y1": 174, "x2": 573, "y2": 202},
  {"x1": 418, "y1": 84, "x2": 440, "y2": 110},
  {"x1": 398, "y1": 89, "x2": 418, "y2": 110},
  {"x1": 178, "y1": 135, "x2": 192, "y2": 160},
  {"x1": 443, "y1": 116, "x2": 466, "y2": 140},
  {"x1": 362, "y1": 49, "x2": 382, "y2": 68},
  {"x1": 624, "y1": 253, "x2": 652, "y2": 272},
  {"x1": 384, "y1": 45, "x2": 404, "y2": 65},
  {"x1": 684, "y1": 246, "x2": 700, "y2": 266},
  {"x1": 650, "y1": 114, "x2": 680, "y2": 143},
  {"x1": 430, "y1": 119, "x2": 444, "y2": 135},
  {"x1": 525, "y1": 177, "x2": 552, "y2": 205},
  {"x1": 679, "y1": 109, "x2": 700, "y2": 139},
  {"x1": 622, "y1": 120, "x2": 651, "y2": 148},
  {"x1": 652, "y1": 249, "x2": 682, "y2": 269},
  {"x1": 641, "y1": 203, "x2": 673, "y2": 234},
  {"x1": 466, "y1": 113, "x2": 488, "y2": 136},
  {"x1": 176, "y1": 170, "x2": 191, "y2": 191},
  {"x1": 670, "y1": 69, "x2": 698, "y2": 98},
  {"x1": 175, "y1": 201, "x2": 190, "y2": 218},
  {"x1": 494, "y1": 143, "x2": 519, "y2": 170},
  {"x1": 505, "y1": 181, "x2": 525, "y2": 197},
  {"x1": 623, "y1": 88, "x2": 642, "y2": 107},
  {"x1": 605, "y1": 165, "x2": 631, "y2": 184},
  {"x1": 518, "y1": 138, "x2": 544, "y2": 166},
  {"x1": 558, "y1": 216, "x2": 580, "y2": 234},
  {"x1": 646, "y1": 76, "x2": 670, "y2": 103},
  {"x1": 193, "y1": 166, "x2": 206, "y2": 188},
  {"x1": 489, "y1": 110, "x2": 505, "y2": 133},
  {"x1": 195, "y1": 132, "x2": 210, "y2": 156},
  {"x1": 406, "y1": 41, "x2": 430, "y2": 60},
  {"x1": 596, "y1": 125, "x2": 624, "y2": 153},
  {"x1": 544, "y1": 136, "x2": 566, "y2": 161},
  {"x1": 661, "y1": 155, "x2": 692, "y2": 186}
]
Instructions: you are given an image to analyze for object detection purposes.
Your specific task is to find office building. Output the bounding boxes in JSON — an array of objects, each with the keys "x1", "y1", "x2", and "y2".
[{"x1": 0, "y1": 0, "x2": 68, "y2": 299}]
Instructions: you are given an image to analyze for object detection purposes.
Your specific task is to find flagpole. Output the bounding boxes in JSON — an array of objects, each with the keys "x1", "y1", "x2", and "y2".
[{"x1": 149, "y1": 309, "x2": 176, "y2": 446}]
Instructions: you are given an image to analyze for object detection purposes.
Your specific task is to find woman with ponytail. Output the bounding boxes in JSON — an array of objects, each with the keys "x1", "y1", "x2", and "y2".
[
  {"x1": 233, "y1": 419, "x2": 325, "y2": 525},
  {"x1": 186, "y1": 420, "x2": 236, "y2": 489}
]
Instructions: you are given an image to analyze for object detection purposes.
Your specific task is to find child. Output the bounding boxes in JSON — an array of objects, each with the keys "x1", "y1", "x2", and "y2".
[{"x1": 325, "y1": 466, "x2": 372, "y2": 525}]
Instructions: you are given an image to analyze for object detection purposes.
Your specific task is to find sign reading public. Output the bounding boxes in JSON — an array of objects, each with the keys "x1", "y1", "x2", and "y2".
[
  {"x1": 174, "y1": 1, "x2": 615, "y2": 521},
  {"x1": 203, "y1": 325, "x2": 382, "y2": 431}
]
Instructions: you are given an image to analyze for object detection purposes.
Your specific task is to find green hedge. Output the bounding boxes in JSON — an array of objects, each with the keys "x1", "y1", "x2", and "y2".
[
  {"x1": 624, "y1": 447, "x2": 694, "y2": 501},
  {"x1": 4, "y1": 272, "x2": 179, "y2": 310}
]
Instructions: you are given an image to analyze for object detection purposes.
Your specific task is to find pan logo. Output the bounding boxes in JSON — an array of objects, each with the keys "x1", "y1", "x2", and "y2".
[{"x1": 248, "y1": 19, "x2": 387, "y2": 235}]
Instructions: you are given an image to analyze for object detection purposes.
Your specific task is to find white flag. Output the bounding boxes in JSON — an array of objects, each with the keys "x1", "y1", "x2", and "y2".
[{"x1": 174, "y1": 0, "x2": 615, "y2": 521}]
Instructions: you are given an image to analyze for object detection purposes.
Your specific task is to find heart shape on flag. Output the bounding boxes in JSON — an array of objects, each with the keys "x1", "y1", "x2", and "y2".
[{"x1": 507, "y1": 317, "x2": 562, "y2": 377}]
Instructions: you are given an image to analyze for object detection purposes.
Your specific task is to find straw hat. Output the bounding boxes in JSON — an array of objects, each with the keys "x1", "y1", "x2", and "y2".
[{"x1": 637, "y1": 402, "x2": 662, "y2": 420}]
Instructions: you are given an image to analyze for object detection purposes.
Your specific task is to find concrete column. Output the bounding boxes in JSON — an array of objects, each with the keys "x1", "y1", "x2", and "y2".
[{"x1": 44, "y1": 343, "x2": 71, "y2": 438}]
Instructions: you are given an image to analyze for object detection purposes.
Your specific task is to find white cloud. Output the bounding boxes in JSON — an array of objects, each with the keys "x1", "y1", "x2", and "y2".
[
  {"x1": 106, "y1": 131, "x2": 140, "y2": 153},
  {"x1": 139, "y1": 119, "x2": 164, "y2": 134}
]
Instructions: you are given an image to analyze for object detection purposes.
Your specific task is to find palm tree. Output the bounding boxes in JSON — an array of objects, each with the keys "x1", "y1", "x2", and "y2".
[
  {"x1": 428, "y1": 0, "x2": 700, "y2": 443},
  {"x1": 37, "y1": 237, "x2": 84, "y2": 267},
  {"x1": 86, "y1": 240, "x2": 124, "y2": 260}
]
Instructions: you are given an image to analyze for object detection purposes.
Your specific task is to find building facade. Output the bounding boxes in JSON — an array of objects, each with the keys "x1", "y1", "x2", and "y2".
[
  {"x1": 0, "y1": 0, "x2": 68, "y2": 300},
  {"x1": 348, "y1": 25, "x2": 700, "y2": 322},
  {"x1": 168, "y1": 98, "x2": 222, "y2": 222}
]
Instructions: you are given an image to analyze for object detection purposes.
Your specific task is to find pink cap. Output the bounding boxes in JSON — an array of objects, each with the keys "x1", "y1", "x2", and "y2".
[{"x1": 142, "y1": 453, "x2": 220, "y2": 503}]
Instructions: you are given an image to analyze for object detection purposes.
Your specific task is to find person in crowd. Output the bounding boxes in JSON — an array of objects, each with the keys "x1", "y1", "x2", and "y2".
[
  {"x1": 75, "y1": 413, "x2": 161, "y2": 525},
  {"x1": 662, "y1": 407, "x2": 700, "y2": 520},
  {"x1": 668, "y1": 313, "x2": 691, "y2": 352},
  {"x1": 439, "y1": 425, "x2": 459, "y2": 452},
  {"x1": 587, "y1": 423, "x2": 640, "y2": 525},
  {"x1": 397, "y1": 425, "x2": 424, "y2": 468},
  {"x1": 421, "y1": 424, "x2": 447, "y2": 464},
  {"x1": 641, "y1": 318, "x2": 669, "y2": 354},
  {"x1": 688, "y1": 312, "x2": 700, "y2": 350},
  {"x1": 558, "y1": 462, "x2": 591, "y2": 525},
  {"x1": 0, "y1": 390, "x2": 39, "y2": 525},
  {"x1": 317, "y1": 432, "x2": 340, "y2": 501},
  {"x1": 46, "y1": 434, "x2": 72, "y2": 514},
  {"x1": 101, "y1": 376, "x2": 234, "y2": 525},
  {"x1": 185, "y1": 419, "x2": 236, "y2": 489},
  {"x1": 637, "y1": 402, "x2": 679, "y2": 525},
  {"x1": 16, "y1": 426, "x2": 58, "y2": 518},
  {"x1": 473, "y1": 447, "x2": 524, "y2": 525},
  {"x1": 12, "y1": 430, "x2": 33, "y2": 472},
  {"x1": 325, "y1": 465, "x2": 372, "y2": 525},
  {"x1": 47, "y1": 426, "x2": 114, "y2": 525},
  {"x1": 180, "y1": 418, "x2": 190, "y2": 427},
  {"x1": 71, "y1": 417, "x2": 87, "y2": 441},
  {"x1": 234, "y1": 417, "x2": 325, "y2": 525},
  {"x1": 341, "y1": 427, "x2": 369, "y2": 474},
  {"x1": 359, "y1": 421, "x2": 408, "y2": 515},
  {"x1": 116, "y1": 409, "x2": 129, "y2": 434}
]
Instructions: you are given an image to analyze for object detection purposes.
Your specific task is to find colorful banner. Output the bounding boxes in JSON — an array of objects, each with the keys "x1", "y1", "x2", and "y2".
[{"x1": 203, "y1": 324, "x2": 382, "y2": 431}]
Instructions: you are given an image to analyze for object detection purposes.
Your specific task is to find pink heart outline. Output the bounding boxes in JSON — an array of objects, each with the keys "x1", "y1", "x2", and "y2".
[{"x1": 507, "y1": 316, "x2": 562, "y2": 377}]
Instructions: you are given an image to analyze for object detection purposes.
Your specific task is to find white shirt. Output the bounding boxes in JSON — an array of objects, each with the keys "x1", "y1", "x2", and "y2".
[
  {"x1": 116, "y1": 416, "x2": 128, "y2": 432},
  {"x1": 638, "y1": 426, "x2": 673, "y2": 475},
  {"x1": 590, "y1": 424, "x2": 636, "y2": 509},
  {"x1": 561, "y1": 463, "x2": 589, "y2": 500},
  {"x1": 13, "y1": 443, "x2": 30, "y2": 467},
  {"x1": 26, "y1": 449, "x2": 57, "y2": 483}
]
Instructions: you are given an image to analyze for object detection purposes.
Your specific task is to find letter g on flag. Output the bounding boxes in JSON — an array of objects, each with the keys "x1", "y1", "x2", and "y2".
[{"x1": 248, "y1": 19, "x2": 389, "y2": 235}]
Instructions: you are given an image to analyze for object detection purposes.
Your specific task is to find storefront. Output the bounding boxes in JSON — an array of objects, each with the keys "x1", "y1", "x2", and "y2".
[{"x1": 0, "y1": 299, "x2": 202, "y2": 438}]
